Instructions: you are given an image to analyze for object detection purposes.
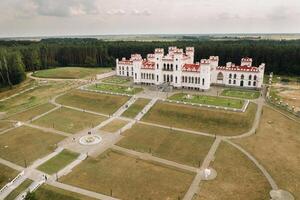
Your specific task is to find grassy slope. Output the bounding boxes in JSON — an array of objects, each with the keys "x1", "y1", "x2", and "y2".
[
  {"x1": 61, "y1": 150, "x2": 194, "y2": 200},
  {"x1": 169, "y1": 93, "x2": 244, "y2": 109},
  {"x1": 197, "y1": 142, "x2": 270, "y2": 200},
  {"x1": 32, "y1": 67, "x2": 111, "y2": 79},
  {"x1": 56, "y1": 90, "x2": 129, "y2": 115},
  {"x1": 235, "y1": 107, "x2": 300, "y2": 198},
  {"x1": 0, "y1": 126, "x2": 65, "y2": 167},
  {"x1": 143, "y1": 101, "x2": 257, "y2": 136},
  {"x1": 38, "y1": 150, "x2": 79, "y2": 174},
  {"x1": 117, "y1": 123, "x2": 214, "y2": 167},
  {"x1": 33, "y1": 107, "x2": 106, "y2": 134},
  {"x1": 122, "y1": 98, "x2": 150, "y2": 118},
  {"x1": 0, "y1": 164, "x2": 18, "y2": 188}
]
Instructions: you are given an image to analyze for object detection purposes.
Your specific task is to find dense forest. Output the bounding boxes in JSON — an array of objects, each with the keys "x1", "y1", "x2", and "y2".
[{"x1": 1, "y1": 38, "x2": 300, "y2": 87}]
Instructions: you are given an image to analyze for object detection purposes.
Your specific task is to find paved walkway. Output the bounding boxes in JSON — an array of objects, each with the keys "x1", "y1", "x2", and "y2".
[
  {"x1": 0, "y1": 86, "x2": 38, "y2": 102},
  {"x1": 24, "y1": 123, "x2": 72, "y2": 137},
  {"x1": 112, "y1": 145, "x2": 198, "y2": 173},
  {"x1": 183, "y1": 137, "x2": 222, "y2": 200}
]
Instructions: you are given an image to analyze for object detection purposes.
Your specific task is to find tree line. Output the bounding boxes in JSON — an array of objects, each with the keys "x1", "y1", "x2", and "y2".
[{"x1": 1, "y1": 38, "x2": 300, "y2": 87}]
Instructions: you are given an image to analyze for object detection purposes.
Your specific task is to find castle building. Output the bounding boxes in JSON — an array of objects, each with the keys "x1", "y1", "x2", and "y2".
[{"x1": 116, "y1": 47, "x2": 265, "y2": 90}]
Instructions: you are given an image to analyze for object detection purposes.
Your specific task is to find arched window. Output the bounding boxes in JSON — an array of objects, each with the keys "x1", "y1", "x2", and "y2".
[
  {"x1": 152, "y1": 74, "x2": 154, "y2": 80},
  {"x1": 202, "y1": 78, "x2": 205, "y2": 86},
  {"x1": 176, "y1": 65, "x2": 178, "y2": 70},
  {"x1": 229, "y1": 74, "x2": 232, "y2": 79},
  {"x1": 234, "y1": 74, "x2": 237, "y2": 79},
  {"x1": 185, "y1": 76, "x2": 187, "y2": 83},
  {"x1": 248, "y1": 81, "x2": 251, "y2": 86},
  {"x1": 170, "y1": 64, "x2": 173, "y2": 71},
  {"x1": 233, "y1": 80, "x2": 236, "y2": 84},
  {"x1": 198, "y1": 77, "x2": 201, "y2": 84},
  {"x1": 249, "y1": 75, "x2": 252, "y2": 80},
  {"x1": 157, "y1": 64, "x2": 159, "y2": 69},
  {"x1": 241, "y1": 74, "x2": 244, "y2": 79},
  {"x1": 229, "y1": 79, "x2": 231, "y2": 84},
  {"x1": 163, "y1": 63, "x2": 166, "y2": 70},
  {"x1": 127, "y1": 67, "x2": 129, "y2": 71},
  {"x1": 163, "y1": 74, "x2": 166, "y2": 82},
  {"x1": 167, "y1": 64, "x2": 170, "y2": 71},
  {"x1": 195, "y1": 78, "x2": 197, "y2": 84},
  {"x1": 171, "y1": 75, "x2": 173, "y2": 82},
  {"x1": 175, "y1": 76, "x2": 177, "y2": 83},
  {"x1": 254, "y1": 75, "x2": 257, "y2": 80},
  {"x1": 192, "y1": 77, "x2": 194, "y2": 83},
  {"x1": 253, "y1": 81, "x2": 256, "y2": 86},
  {"x1": 217, "y1": 72, "x2": 224, "y2": 80},
  {"x1": 182, "y1": 76, "x2": 184, "y2": 82}
]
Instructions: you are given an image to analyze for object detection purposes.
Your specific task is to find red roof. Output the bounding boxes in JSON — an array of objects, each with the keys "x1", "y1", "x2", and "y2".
[
  {"x1": 217, "y1": 65, "x2": 259, "y2": 72},
  {"x1": 141, "y1": 61, "x2": 155, "y2": 70},
  {"x1": 182, "y1": 64, "x2": 200, "y2": 72}
]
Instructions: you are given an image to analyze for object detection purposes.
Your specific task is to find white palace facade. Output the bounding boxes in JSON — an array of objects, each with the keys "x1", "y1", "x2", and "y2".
[{"x1": 116, "y1": 47, "x2": 265, "y2": 90}]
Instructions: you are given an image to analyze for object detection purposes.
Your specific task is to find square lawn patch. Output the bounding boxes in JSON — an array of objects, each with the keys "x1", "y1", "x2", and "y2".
[
  {"x1": 117, "y1": 123, "x2": 214, "y2": 167},
  {"x1": 87, "y1": 83, "x2": 142, "y2": 95},
  {"x1": 0, "y1": 163, "x2": 18, "y2": 188},
  {"x1": 56, "y1": 90, "x2": 129, "y2": 115},
  {"x1": 100, "y1": 119, "x2": 128, "y2": 133},
  {"x1": 221, "y1": 89, "x2": 260, "y2": 99},
  {"x1": 33, "y1": 107, "x2": 107, "y2": 134},
  {"x1": 121, "y1": 98, "x2": 151, "y2": 118},
  {"x1": 61, "y1": 150, "x2": 195, "y2": 200},
  {"x1": 0, "y1": 126, "x2": 65, "y2": 167}
]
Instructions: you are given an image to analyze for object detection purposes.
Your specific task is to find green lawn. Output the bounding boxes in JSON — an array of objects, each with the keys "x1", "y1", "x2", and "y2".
[
  {"x1": 100, "y1": 119, "x2": 128, "y2": 133},
  {"x1": 122, "y1": 98, "x2": 151, "y2": 118},
  {"x1": 61, "y1": 150, "x2": 195, "y2": 200},
  {"x1": 38, "y1": 150, "x2": 79, "y2": 175},
  {"x1": 168, "y1": 93, "x2": 244, "y2": 109},
  {"x1": 0, "y1": 164, "x2": 18, "y2": 188},
  {"x1": 35, "y1": 184, "x2": 97, "y2": 200},
  {"x1": 32, "y1": 67, "x2": 111, "y2": 79},
  {"x1": 5, "y1": 179, "x2": 33, "y2": 200},
  {"x1": 7, "y1": 103, "x2": 56, "y2": 122},
  {"x1": 102, "y1": 76, "x2": 131, "y2": 84},
  {"x1": 33, "y1": 107, "x2": 107, "y2": 134},
  {"x1": 117, "y1": 123, "x2": 214, "y2": 167},
  {"x1": 56, "y1": 90, "x2": 129, "y2": 115},
  {"x1": 197, "y1": 142, "x2": 270, "y2": 200},
  {"x1": 221, "y1": 89, "x2": 260, "y2": 99},
  {"x1": 88, "y1": 83, "x2": 143, "y2": 95},
  {"x1": 143, "y1": 101, "x2": 257, "y2": 136},
  {"x1": 0, "y1": 126, "x2": 65, "y2": 167}
]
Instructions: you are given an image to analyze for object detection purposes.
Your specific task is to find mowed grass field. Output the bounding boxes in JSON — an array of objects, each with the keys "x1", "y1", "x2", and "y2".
[
  {"x1": 56, "y1": 90, "x2": 129, "y2": 115},
  {"x1": 100, "y1": 119, "x2": 128, "y2": 133},
  {"x1": 122, "y1": 98, "x2": 151, "y2": 118},
  {"x1": 143, "y1": 101, "x2": 257, "y2": 136},
  {"x1": 61, "y1": 150, "x2": 195, "y2": 200},
  {"x1": 32, "y1": 67, "x2": 111, "y2": 79},
  {"x1": 117, "y1": 123, "x2": 214, "y2": 167},
  {"x1": 38, "y1": 150, "x2": 79, "y2": 175},
  {"x1": 0, "y1": 121, "x2": 14, "y2": 132},
  {"x1": 0, "y1": 126, "x2": 65, "y2": 167},
  {"x1": 221, "y1": 89, "x2": 260, "y2": 99},
  {"x1": 4, "y1": 179, "x2": 33, "y2": 200},
  {"x1": 169, "y1": 93, "x2": 244, "y2": 109},
  {"x1": 197, "y1": 142, "x2": 270, "y2": 200},
  {"x1": 7, "y1": 103, "x2": 56, "y2": 122},
  {"x1": 235, "y1": 107, "x2": 300, "y2": 198},
  {"x1": 0, "y1": 164, "x2": 18, "y2": 188},
  {"x1": 35, "y1": 184, "x2": 97, "y2": 200},
  {"x1": 102, "y1": 76, "x2": 131, "y2": 84},
  {"x1": 88, "y1": 83, "x2": 143, "y2": 95},
  {"x1": 33, "y1": 107, "x2": 107, "y2": 134},
  {"x1": 0, "y1": 81, "x2": 76, "y2": 115}
]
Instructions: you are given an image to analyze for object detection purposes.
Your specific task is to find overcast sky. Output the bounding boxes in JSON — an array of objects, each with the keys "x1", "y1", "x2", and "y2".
[{"x1": 0, "y1": 0, "x2": 300, "y2": 37}]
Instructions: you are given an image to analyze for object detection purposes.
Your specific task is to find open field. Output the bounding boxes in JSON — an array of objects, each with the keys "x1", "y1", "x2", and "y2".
[
  {"x1": 143, "y1": 101, "x2": 257, "y2": 136},
  {"x1": 7, "y1": 103, "x2": 56, "y2": 122},
  {"x1": 122, "y1": 98, "x2": 150, "y2": 118},
  {"x1": 0, "y1": 126, "x2": 65, "y2": 167},
  {"x1": 197, "y1": 142, "x2": 270, "y2": 200},
  {"x1": 235, "y1": 107, "x2": 300, "y2": 198},
  {"x1": 169, "y1": 93, "x2": 244, "y2": 109},
  {"x1": 38, "y1": 150, "x2": 79, "y2": 175},
  {"x1": 0, "y1": 121, "x2": 14, "y2": 132},
  {"x1": 117, "y1": 123, "x2": 214, "y2": 167},
  {"x1": 56, "y1": 90, "x2": 129, "y2": 115},
  {"x1": 4, "y1": 179, "x2": 33, "y2": 200},
  {"x1": 33, "y1": 107, "x2": 106, "y2": 134},
  {"x1": 32, "y1": 67, "x2": 111, "y2": 79},
  {"x1": 0, "y1": 81, "x2": 76, "y2": 115},
  {"x1": 61, "y1": 150, "x2": 195, "y2": 200},
  {"x1": 100, "y1": 119, "x2": 128, "y2": 133},
  {"x1": 35, "y1": 184, "x2": 97, "y2": 200},
  {"x1": 221, "y1": 89, "x2": 260, "y2": 99},
  {"x1": 102, "y1": 76, "x2": 131, "y2": 84},
  {"x1": 0, "y1": 164, "x2": 18, "y2": 188},
  {"x1": 88, "y1": 83, "x2": 143, "y2": 95}
]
